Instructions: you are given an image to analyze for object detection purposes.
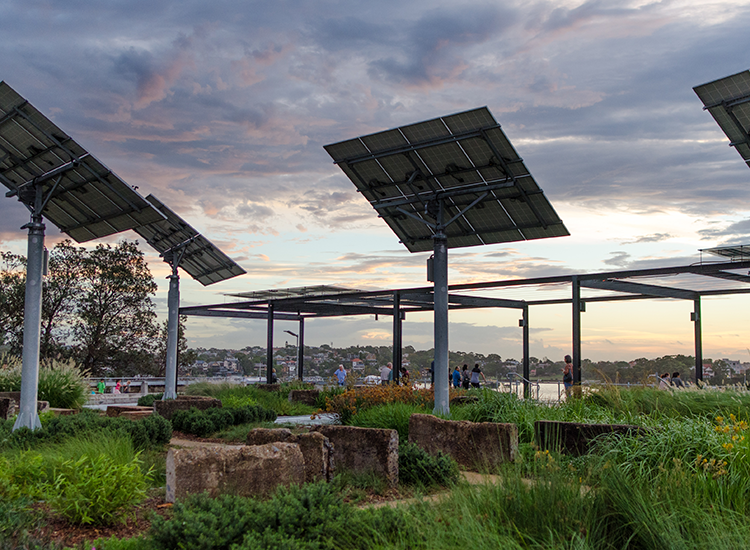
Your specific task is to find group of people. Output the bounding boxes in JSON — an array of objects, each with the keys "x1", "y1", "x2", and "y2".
[
  {"x1": 659, "y1": 371, "x2": 686, "y2": 389},
  {"x1": 95, "y1": 379, "x2": 130, "y2": 394},
  {"x1": 451, "y1": 363, "x2": 486, "y2": 389},
  {"x1": 380, "y1": 362, "x2": 410, "y2": 386}
]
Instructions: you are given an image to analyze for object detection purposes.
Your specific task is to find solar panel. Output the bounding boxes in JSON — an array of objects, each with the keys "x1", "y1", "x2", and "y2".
[
  {"x1": 134, "y1": 195, "x2": 246, "y2": 286},
  {"x1": 0, "y1": 81, "x2": 166, "y2": 242},
  {"x1": 694, "y1": 71, "x2": 750, "y2": 167},
  {"x1": 324, "y1": 107, "x2": 569, "y2": 252},
  {"x1": 701, "y1": 245, "x2": 750, "y2": 260}
]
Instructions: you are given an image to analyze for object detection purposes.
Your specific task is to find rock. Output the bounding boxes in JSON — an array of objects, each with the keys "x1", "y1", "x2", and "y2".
[
  {"x1": 153, "y1": 395, "x2": 222, "y2": 420},
  {"x1": 106, "y1": 405, "x2": 153, "y2": 418},
  {"x1": 409, "y1": 414, "x2": 518, "y2": 471},
  {"x1": 246, "y1": 428, "x2": 334, "y2": 483},
  {"x1": 313, "y1": 425, "x2": 398, "y2": 488},
  {"x1": 166, "y1": 442, "x2": 305, "y2": 503},
  {"x1": 119, "y1": 410, "x2": 154, "y2": 420},
  {"x1": 246, "y1": 427, "x2": 296, "y2": 445},
  {"x1": 288, "y1": 389, "x2": 320, "y2": 406},
  {"x1": 0, "y1": 394, "x2": 50, "y2": 419},
  {"x1": 535, "y1": 420, "x2": 650, "y2": 456}
]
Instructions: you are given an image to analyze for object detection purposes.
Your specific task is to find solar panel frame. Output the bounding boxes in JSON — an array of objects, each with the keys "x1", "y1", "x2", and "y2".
[
  {"x1": 694, "y1": 71, "x2": 750, "y2": 166},
  {"x1": 134, "y1": 195, "x2": 246, "y2": 286},
  {"x1": 0, "y1": 81, "x2": 166, "y2": 242},
  {"x1": 324, "y1": 107, "x2": 568, "y2": 252}
]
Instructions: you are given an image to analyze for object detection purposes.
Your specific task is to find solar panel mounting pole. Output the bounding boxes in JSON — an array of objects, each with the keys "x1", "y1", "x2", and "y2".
[
  {"x1": 433, "y1": 202, "x2": 450, "y2": 415},
  {"x1": 13, "y1": 183, "x2": 46, "y2": 431}
]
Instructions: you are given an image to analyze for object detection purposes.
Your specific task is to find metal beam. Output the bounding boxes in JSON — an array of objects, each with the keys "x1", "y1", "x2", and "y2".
[
  {"x1": 266, "y1": 303, "x2": 274, "y2": 384},
  {"x1": 393, "y1": 291, "x2": 402, "y2": 382},
  {"x1": 522, "y1": 306, "x2": 530, "y2": 399},
  {"x1": 572, "y1": 276, "x2": 582, "y2": 387},
  {"x1": 297, "y1": 318, "x2": 305, "y2": 381},
  {"x1": 179, "y1": 308, "x2": 301, "y2": 321},
  {"x1": 694, "y1": 298, "x2": 703, "y2": 383},
  {"x1": 581, "y1": 279, "x2": 698, "y2": 300}
]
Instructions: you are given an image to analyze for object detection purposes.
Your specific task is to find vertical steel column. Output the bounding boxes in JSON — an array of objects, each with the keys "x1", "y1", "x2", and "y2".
[
  {"x1": 14, "y1": 186, "x2": 45, "y2": 432},
  {"x1": 297, "y1": 318, "x2": 305, "y2": 381},
  {"x1": 392, "y1": 291, "x2": 401, "y2": 383},
  {"x1": 693, "y1": 298, "x2": 703, "y2": 383},
  {"x1": 266, "y1": 303, "x2": 274, "y2": 384},
  {"x1": 571, "y1": 276, "x2": 582, "y2": 386},
  {"x1": 433, "y1": 230, "x2": 450, "y2": 415},
  {"x1": 162, "y1": 264, "x2": 180, "y2": 400},
  {"x1": 522, "y1": 306, "x2": 530, "y2": 399}
]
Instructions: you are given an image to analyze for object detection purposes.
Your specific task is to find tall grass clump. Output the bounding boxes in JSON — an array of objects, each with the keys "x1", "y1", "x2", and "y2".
[
  {"x1": 348, "y1": 401, "x2": 428, "y2": 440},
  {"x1": 0, "y1": 355, "x2": 88, "y2": 409},
  {"x1": 185, "y1": 381, "x2": 316, "y2": 415}
]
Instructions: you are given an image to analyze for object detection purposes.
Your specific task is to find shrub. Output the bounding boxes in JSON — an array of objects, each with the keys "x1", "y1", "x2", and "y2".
[
  {"x1": 398, "y1": 442, "x2": 459, "y2": 487},
  {"x1": 0, "y1": 355, "x2": 88, "y2": 409},
  {"x1": 320, "y1": 385, "x2": 438, "y2": 424},
  {"x1": 137, "y1": 393, "x2": 163, "y2": 407},
  {"x1": 46, "y1": 452, "x2": 151, "y2": 525},
  {"x1": 171, "y1": 405, "x2": 276, "y2": 438},
  {"x1": 348, "y1": 402, "x2": 426, "y2": 441}
]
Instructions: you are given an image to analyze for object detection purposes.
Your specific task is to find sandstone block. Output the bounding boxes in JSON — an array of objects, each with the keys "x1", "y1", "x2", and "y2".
[
  {"x1": 288, "y1": 389, "x2": 320, "y2": 406},
  {"x1": 409, "y1": 414, "x2": 518, "y2": 471},
  {"x1": 535, "y1": 420, "x2": 650, "y2": 456},
  {"x1": 166, "y1": 442, "x2": 305, "y2": 502},
  {"x1": 313, "y1": 425, "x2": 398, "y2": 488},
  {"x1": 246, "y1": 428, "x2": 334, "y2": 483},
  {"x1": 153, "y1": 395, "x2": 222, "y2": 420},
  {"x1": 106, "y1": 405, "x2": 153, "y2": 418}
]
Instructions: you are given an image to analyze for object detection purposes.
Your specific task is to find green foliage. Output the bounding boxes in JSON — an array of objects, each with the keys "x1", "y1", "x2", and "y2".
[
  {"x1": 150, "y1": 482, "x2": 406, "y2": 550},
  {"x1": 185, "y1": 382, "x2": 317, "y2": 416},
  {"x1": 137, "y1": 393, "x2": 163, "y2": 407},
  {"x1": 347, "y1": 402, "x2": 426, "y2": 441},
  {"x1": 398, "y1": 442, "x2": 459, "y2": 487},
  {"x1": 0, "y1": 495, "x2": 43, "y2": 548},
  {"x1": 0, "y1": 355, "x2": 89, "y2": 409},
  {"x1": 171, "y1": 405, "x2": 277, "y2": 437},
  {"x1": 81, "y1": 535, "x2": 155, "y2": 550},
  {"x1": 46, "y1": 452, "x2": 151, "y2": 525},
  {"x1": 0, "y1": 409, "x2": 171, "y2": 451}
]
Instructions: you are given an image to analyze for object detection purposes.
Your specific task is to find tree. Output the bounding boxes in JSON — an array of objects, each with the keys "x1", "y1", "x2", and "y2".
[
  {"x1": 72, "y1": 241, "x2": 158, "y2": 376},
  {"x1": 0, "y1": 251, "x2": 26, "y2": 352}
]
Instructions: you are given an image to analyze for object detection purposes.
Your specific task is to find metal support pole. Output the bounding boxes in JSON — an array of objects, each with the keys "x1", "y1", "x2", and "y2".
[
  {"x1": 14, "y1": 186, "x2": 45, "y2": 432},
  {"x1": 433, "y1": 230, "x2": 450, "y2": 415},
  {"x1": 693, "y1": 298, "x2": 703, "y2": 383},
  {"x1": 297, "y1": 318, "x2": 304, "y2": 381},
  {"x1": 522, "y1": 306, "x2": 530, "y2": 399},
  {"x1": 162, "y1": 265, "x2": 180, "y2": 400},
  {"x1": 266, "y1": 303, "x2": 274, "y2": 384},
  {"x1": 571, "y1": 276, "x2": 582, "y2": 387},
  {"x1": 393, "y1": 291, "x2": 402, "y2": 383}
]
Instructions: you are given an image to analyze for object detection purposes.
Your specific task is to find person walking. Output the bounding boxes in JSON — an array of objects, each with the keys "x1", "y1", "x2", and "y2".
[
  {"x1": 335, "y1": 364, "x2": 347, "y2": 386},
  {"x1": 461, "y1": 365, "x2": 471, "y2": 389},
  {"x1": 380, "y1": 362, "x2": 392, "y2": 386},
  {"x1": 562, "y1": 355, "x2": 573, "y2": 399},
  {"x1": 470, "y1": 363, "x2": 486, "y2": 388},
  {"x1": 671, "y1": 371, "x2": 685, "y2": 388},
  {"x1": 97, "y1": 379, "x2": 106, "y2": 394},
  {"x1": 452, "y1": 366, "x2": 462, "y2": 388}
]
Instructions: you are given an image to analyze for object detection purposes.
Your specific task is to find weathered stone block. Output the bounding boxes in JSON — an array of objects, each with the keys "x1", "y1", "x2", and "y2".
[
  {"x1": 535, "y1": 420, "x2": 650, "y2": 456},
  {"x1": 246, "y1": 427, "x2": 296, "y2": 445},
  {"x1": 153, "y1": 395, "x2": 222, "y2": 420},
  {"x1": 409, "y1": 414, "x2": 518, "y2": 471},
  {"x1": 313, "y1": 425, "x2": 398, "y2": 488},
  {"x1": 0, "y1": 397, "x2": 50, "y2": 420},
  {"x1": 119, "y1": 410, "x2": 154, "y2": 420},
  {"x1": 246, "y1": 428, "x2": 334, "y2": 483},
  {"x1": 106, "y1": 405, "x2": 153, "y2": 418},
  {"x1": 288, "y1": 389, "x2": 319, "y2": 406},
  {"x1": 166, "y1": 442, "x2": 305, "y2": 502}
]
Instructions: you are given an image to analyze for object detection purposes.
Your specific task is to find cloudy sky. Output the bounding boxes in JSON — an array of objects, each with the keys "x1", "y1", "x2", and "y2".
[{"x1": 2, "y1": 0, "x2": 750, "y2": 363}]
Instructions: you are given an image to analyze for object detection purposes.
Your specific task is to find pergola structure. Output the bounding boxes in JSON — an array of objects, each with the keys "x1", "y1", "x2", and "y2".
[{"x1": 181, "y1": 254, "x2": 750, "y2": 395}]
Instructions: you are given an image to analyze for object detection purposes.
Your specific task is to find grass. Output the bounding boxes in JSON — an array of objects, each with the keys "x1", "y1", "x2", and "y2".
[
  {"x1": 215, "y1": 420, "x2": 282, "y2": 442},
  {"x1": 0, "y1": 355, "x2": 89, "y2": 409},
  {"x1": 184, "y1": 381, "x2": 319, "y2": 416}
]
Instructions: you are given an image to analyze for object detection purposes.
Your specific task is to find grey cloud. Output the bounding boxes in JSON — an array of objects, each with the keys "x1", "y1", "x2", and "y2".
[
  {"x1": 621, "y1": 233, "x2": 672, "y2": 244},
  {"x1": 604, "y1": 251, "x2": 631, "y2": 267},
  {"x1": 698, "y1": 218, "x2": 750, "y2": 244}
]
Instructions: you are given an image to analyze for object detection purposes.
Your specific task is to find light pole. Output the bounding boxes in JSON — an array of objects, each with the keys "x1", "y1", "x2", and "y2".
[{"x1": 284, "y1": 330, "x2": 298, "y2": 380}]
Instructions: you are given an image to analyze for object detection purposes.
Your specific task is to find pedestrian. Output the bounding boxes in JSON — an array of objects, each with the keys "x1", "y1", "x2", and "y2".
[
  {"x1": 400, "y1": 366, "x2": 410, "y2": 386},
  {"x1": 97, "y1": 379, "x2": 106, "y2": 394},
  {"x1": 335, "y1": 364, "x2": 347, "y2": 386},
  {"x1": 452, "y1": 366, "x2": 462, "y2": 388},
  {"x1": 671, "y1": 371, "x2": 685, "y2": 388},
  {"x1": 659, "y1": 372, "x2": 671, "y2": 390},
  {"x1": 429, "y1": 360, "x2": 435, "y2": 387},
  {"x1": 380, "y1": 362, "x2": 392, "y2": 386},
  {"x1": 470, "y1": 363, "x2": 486, "y2": 388},
  {"x1": 113, "y1": 380, "x2": 122, "y2": 394},
  {"x1": 272, "y1": 368, "x2": 278, "y2": 384},
  {"x1": 562, "y1": 355, "x2": 573, "y2": 399},
  {"x1": 461, "y1": 364, "x2": 471, "y2": 389}
]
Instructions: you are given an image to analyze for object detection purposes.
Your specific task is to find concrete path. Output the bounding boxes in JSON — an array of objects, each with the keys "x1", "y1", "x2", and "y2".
[{"x1": 275, "y1": 413, "x2": 337, "y2": 426}]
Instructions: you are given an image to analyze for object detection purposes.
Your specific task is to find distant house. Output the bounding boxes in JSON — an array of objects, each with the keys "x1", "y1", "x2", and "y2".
[{"x1": 352, "y1": 359, "x2": 365, "y2": 371}]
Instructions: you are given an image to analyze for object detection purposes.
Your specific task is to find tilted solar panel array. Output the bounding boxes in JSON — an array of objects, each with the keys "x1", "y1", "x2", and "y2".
[
  {"x1": 694, "y1": 70, "x2": 750, "y2": 167},
  {"x1": 324, "y1": 107, "x2": 568, "y2": 252},
  {"x1": 0, "y1": 81, "x2": 165, "y2": 242},
  {"x1": 135, "y1": 195, "x2": 246, "y2": 286}
]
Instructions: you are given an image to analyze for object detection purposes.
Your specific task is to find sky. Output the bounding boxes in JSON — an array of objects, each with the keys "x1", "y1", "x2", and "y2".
[{"x1": 2, "y1": 0, "x2": 750, "y2": 363}]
